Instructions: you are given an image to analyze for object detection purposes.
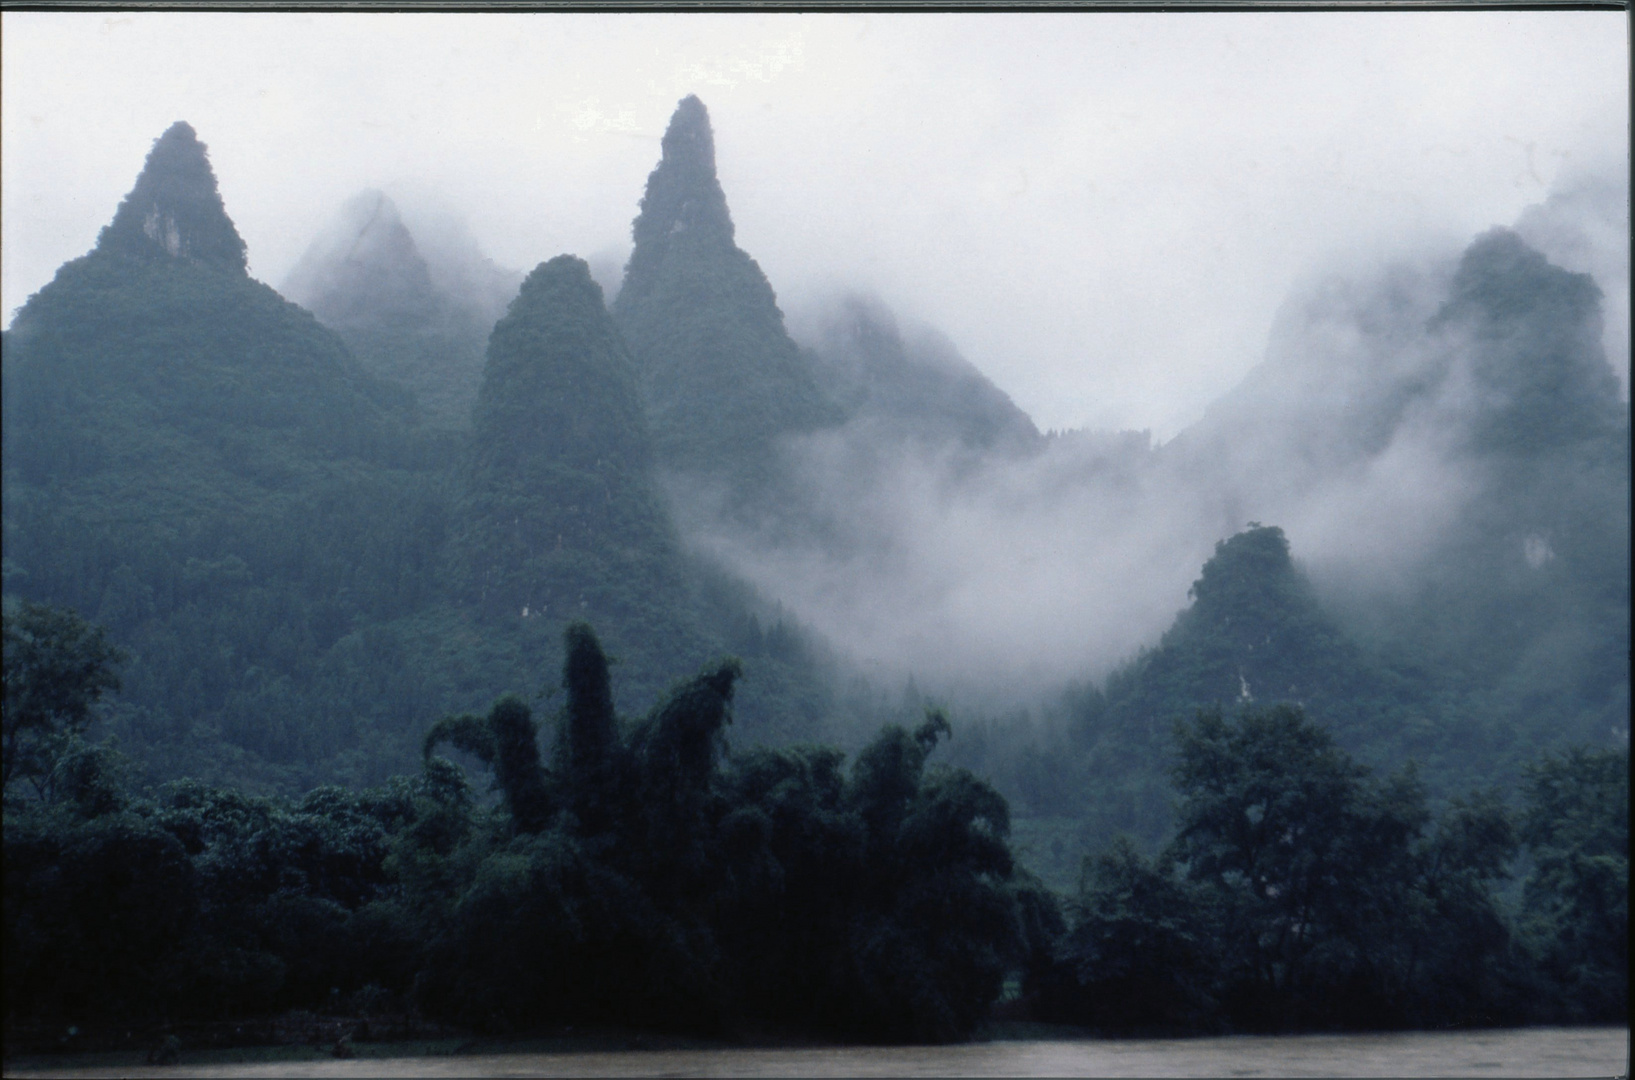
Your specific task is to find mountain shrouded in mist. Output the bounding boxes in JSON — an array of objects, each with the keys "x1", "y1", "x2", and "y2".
[
  {"x1": 94, "y1": 121, "x2": 249, "y2": 273},
  {"x1": 799, "y1": 292, "x2": 1041, "y2": 456},
  {"x1": 280, "y1": 190, "x2": 520, "y2": 428},
  {"x1": 458, "y1": 254, "x2": 690, "y2": 635},
  {"x1": 1121, "y1": 225, "x2": 1629, "y2": 748},
  {"x1": 0, "y1": 103, "x2": 1623, "y2": 878},
  {"x1": 613, "y1": 95, "x2": 839, "y2": 496},
  {"x1": 1100, "y1": 525, "x2": 1382, "y2": 748},
  {"x1": 0, "y1": 116, "x2": 852, "y2": 790},
  {"x1": 1376, "y1": 228, "x2": 1630, "y2": 752},
  {"x1": 1435, "y1": 227, "x2": 1623, "y2": 454},
  {"x1": 967, "y1": 524, "x2": 1399, "y2": 854},
  {"x1": 283, "y1": 191, "x2": 441, "y2": 330}
]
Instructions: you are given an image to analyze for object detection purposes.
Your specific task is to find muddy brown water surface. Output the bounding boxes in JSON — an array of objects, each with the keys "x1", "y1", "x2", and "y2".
[{"x1": 7, "y1": 1026, "x2": 1627, "y2": 1078}]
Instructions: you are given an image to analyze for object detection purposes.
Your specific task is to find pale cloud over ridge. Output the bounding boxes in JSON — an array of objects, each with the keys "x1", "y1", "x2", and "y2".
[{"x1": 3, "y1": 10, "x2": 1626, "y2": 436}]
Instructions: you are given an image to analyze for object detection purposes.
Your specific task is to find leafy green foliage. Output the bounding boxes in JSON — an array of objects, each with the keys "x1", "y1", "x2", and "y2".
[
  {"x1": 408, "y1": 625, "x2": 1032, "y2": 1040},
  {"x1": 1517, "y1": 747, "x2": 1629, "y2": 1022},
  {"x1": 5, "y1": 808, "x2": 197, "y2": 1021},
  {"x1": 3, "y1": 599, "x2": 125, "y2": 794},
  {"x1": 1166, "y1": 705, "x2": 1428, "y2": 1028},
  {"x1": 1046, "y1": 837, "x2": 1217, "y2": 1033},
  {"x1": 1043, "y1": 705, "x2": 1544, "y2": 1033}
]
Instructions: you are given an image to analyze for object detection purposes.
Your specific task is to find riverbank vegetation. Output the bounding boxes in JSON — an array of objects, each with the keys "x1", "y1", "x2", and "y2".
[{"x1": 4, "y1": 603, "x2": 1625, "y2": 1051}]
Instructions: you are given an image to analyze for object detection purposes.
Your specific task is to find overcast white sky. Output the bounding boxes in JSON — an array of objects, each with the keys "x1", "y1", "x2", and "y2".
[{"x1": 2, "y1": 11, "x2": 1626, "y2": 437}]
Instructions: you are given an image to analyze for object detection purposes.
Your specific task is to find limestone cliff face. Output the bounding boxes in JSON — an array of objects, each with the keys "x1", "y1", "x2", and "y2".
[{"x1": 96, "y1": 121, "x2": 248, "y2": 272}]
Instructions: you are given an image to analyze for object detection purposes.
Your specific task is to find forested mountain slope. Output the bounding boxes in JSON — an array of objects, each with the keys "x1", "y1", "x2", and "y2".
[{"x1": 1, "y1": 121, "x2": 840, "y2": 792}]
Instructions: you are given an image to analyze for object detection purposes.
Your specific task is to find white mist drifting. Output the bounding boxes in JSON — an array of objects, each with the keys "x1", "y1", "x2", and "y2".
[{"x1": 672, "y1": 171, "x2": 1627, "y2": 703}]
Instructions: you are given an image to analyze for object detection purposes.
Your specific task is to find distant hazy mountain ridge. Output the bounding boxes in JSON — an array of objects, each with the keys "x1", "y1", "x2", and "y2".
[
  {"x1": 799, "y1": 293, "x2": 1041, "y2": 456},
  {"x1": 281, "y1": 190, "x2": 520, "y2": 428}
]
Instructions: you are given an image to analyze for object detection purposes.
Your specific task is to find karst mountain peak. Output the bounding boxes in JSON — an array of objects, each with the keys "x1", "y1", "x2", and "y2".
[
  {"x1": 96, "y1": 120, "x2": 248, "y2": 273},
  {"x1": 619, "y1": 94, "x2": 737, "y2": 305}
]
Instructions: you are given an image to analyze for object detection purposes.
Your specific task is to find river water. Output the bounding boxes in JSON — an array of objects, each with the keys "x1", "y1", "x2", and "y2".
[{"x1": 9, "y1": 1026, "x2": 1627, "y2": 1078}]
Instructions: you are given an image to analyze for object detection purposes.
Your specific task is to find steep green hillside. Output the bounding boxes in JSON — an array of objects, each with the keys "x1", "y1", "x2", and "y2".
[{"x1": 452, "y1": 255, "x2": 703, "y2": 688}]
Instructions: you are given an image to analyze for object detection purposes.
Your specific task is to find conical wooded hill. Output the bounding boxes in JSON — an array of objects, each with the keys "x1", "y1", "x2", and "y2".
[
  {"x1": 3, "y1": 122, "x2": 414, "y2": 509},
  {"x1": 461, "y1": 255, "x2": 694, "y2": 641},
  {"x1": 613, "y1": 96, "x2": 838, "y2": 495}
]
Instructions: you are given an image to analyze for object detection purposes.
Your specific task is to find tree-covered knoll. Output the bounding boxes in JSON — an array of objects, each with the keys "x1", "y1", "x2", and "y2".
[
  {"x1": 458, "y1": 255, "x2": 687, "y2": 628},
  {"x1": 949, "y1": 525, "x2": 1405, "y2": 856},
  {"x1": 947, "y1": 519, "x2": 1623, "y2": 896}
]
